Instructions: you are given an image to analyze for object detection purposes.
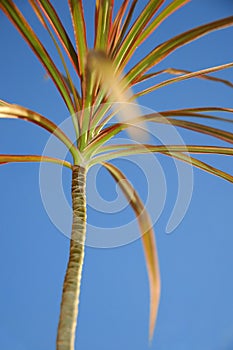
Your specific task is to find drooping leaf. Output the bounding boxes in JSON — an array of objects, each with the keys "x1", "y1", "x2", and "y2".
[
  {"x1": 161, "y1": 109, "x2": 233, "y2": 124},
  {"x1": 0, "y1": 154, "x2": 72, "y2": 169},
  {"x1": 0, "y1": 104, "x2": 80, "y2": 163},
  {"x1": 103, "y1": 161, "x2": 160, "y2": 340},
  {"x1": 164, "y1": 152, "x2": 233, "y2": 183},
  {"x1": 163, "y1": 107, "x2": 233, "y2": 114}
]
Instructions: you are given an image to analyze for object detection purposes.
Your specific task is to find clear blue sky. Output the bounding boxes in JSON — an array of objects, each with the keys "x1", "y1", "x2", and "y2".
[{"x1": 0, "y1": 1, "x2": 233, "y2": 349}]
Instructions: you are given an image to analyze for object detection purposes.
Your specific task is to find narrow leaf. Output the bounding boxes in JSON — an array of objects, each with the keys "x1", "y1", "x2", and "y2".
[
  {"x1": 68, "y1": 0, "x2": 87, "y2": 77},
  {"x1": 29, "y1": 0, "x2": 81, "y2": 136},
  {"x1": 86, "y1": 50, "x2": 147, "y2": 141},
  {"x1": 164, "y1": 152, "x2": 233, "y2": 183},
  {"x1": 85, "y1": 113, "x2": 233, "y2": 158},
  {"x1": 161, "y1": 110, "x2": 233, "y2": 124},
  {"x1": 94, "y1": 0, "x2": 113, "y2": 50},
  {"x1": 88, "y1": 144, "x2": 233, "y2": 166},
  {"x1": 136, "y1": 62, "x2": 233, "y2": 96},
  {"x1": 0, "y1": 104, "x2": 80, "y2": 163},
  {"x1": 137, "y1": 67, "x2": 233, "y2": 88},
  {"x1": 127, "y1": 16, "x2": 233, "y2": 84},
  {"x1": 119, "y1": 0, "x2": 189, "y2": 69},
  {"x1": 0, "y1": 154, "x2": 72, "y2": 169},
  {"x1": 109, "y1": 0, "x2": 131, "y2": 52},
  {"x1": 0, "y1": 0, "x2": 75, "y2": 114},
  {"x1": 35, "y1": 0, "x2": 80, "y2": 75},
  {"x1": 103, "y1": 161, "x2": 160, "y2": 340},
  {"x1": 115, "y1": 0, "x2": 164, "y2": 69}
]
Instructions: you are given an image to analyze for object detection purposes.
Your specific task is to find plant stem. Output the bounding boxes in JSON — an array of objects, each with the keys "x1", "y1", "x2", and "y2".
[{"x1": 56, "y1": 165, "x2": 87, "y2": 350}]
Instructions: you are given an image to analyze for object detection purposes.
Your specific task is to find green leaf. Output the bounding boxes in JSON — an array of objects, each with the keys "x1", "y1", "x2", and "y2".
[
  {"x1": 118, "y1": 0, "x2": 189, "y2": 69},
  {"x1": 0, "y1": 0, "x2": 75, "y2": 114},
  {"x1": 29, "y1": 0, "x2": 81, "y2": 137},
  {"x1": 86, "y1": 50, "x2": 147, "y2": 143},
  {"x1": 161, "y1": 108, "x2": 233, "y2": 124},
  {"x1": 134, "y1": 0, "x2": 190, "y2": 47},
  {"x1": 102, "y1": 161, "x2": 160, "y2": 340},
  {"x1": 127, "y1": 16, "x2": 233, "y2": 84},
  {"x1": 0, "y1": 154, "x2": 72, "y2": 169},
  {"x1": 94, "y1": 0, "x2": 113, "y2": 50},
  {"x1": 0, "y1": 104, "x2": 80, "y2": 163},
  {"x1": 164, "y1": 107, "x2": 233, "y2": 114},
  {"x1": 164, "y1": 152, "x2": 233, "y2": 183},
  {"x1": 86, "y1": 112, "x2": 233, "y2": 158},
  {"x1": 35, "y1": 0, "x2": 80, "y2": 75},
  {"x1": 109, "y1": 0, "x2": 132, "y2": 53},
  {"x1": 88, "y1": 144, "x2": 233, "y2": 166},
  {"x1": 136, "y1": 62, "x2": 233, "y2": 96},
  {"x1": 115, "y1": 0, "x2": 164, "y2": 69},
  {"x1": 137, "y1": 67, "x2": 233, "y2": 88},
  {"x1": 68, "y1": 0, "x2": 87, "y2": 77}
]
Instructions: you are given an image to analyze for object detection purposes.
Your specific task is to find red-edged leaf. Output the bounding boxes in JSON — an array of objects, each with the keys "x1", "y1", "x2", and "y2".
[
  {"x1": 0, "y1": 0, "x2": 75, "y2": 114},
  {"x1": 137, "y1": 67, "x2": 233, "y2": 88},
  {"x1": 68, "y1": 0, "x2": 87, "y2": 77},
  {"x1": 164, "y1": 152, "x2": 233, "y2": 183},
  {"x1": 85, "y1": 112, "x2": 233, "y2": 158},
  {"x1": 136, "y1": 62, "x2": 233, "y2": 96},
  {"x1": 0, "y1": 154, "x2": 72, "y2": 169},
  {"x1": 88, "y1": 144, "x2": 233, "y2": 166},
  {"x1": 119, "y1": 0, "x2": 189, "y2": 69},
  {"x1": 127, "y1": 16, "x2": 233, "y2": 84},
  {"x1": 108, "y1": 0, "x2": 131, "y2": 52},
  {"x1": 115, "y1": 0, "x2": 164, "y2": 69},
  {"x1": 94, "y1": 0, "x2": 113, "y2": 50},
  {"x1": 103, "y1": 161, "x2": 160, "y2": 340},
  {"x1": 35, "y1": 0, "x2": 79, "y2": 75},
  {"x1": 0, "y1": 104, "x2": 80, "y2": 163}
]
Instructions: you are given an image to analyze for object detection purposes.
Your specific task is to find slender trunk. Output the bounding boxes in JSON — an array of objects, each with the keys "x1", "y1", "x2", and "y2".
[{"x1": 56, "y1": 165, "x2": 87, "y2": 350}]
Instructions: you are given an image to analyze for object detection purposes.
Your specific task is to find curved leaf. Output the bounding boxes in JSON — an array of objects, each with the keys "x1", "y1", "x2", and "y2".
[
  {"x1": 102, "y1": 161, "x2": 160, "y2": 340},
  {"x1": 164, "y1": 152, "x2": 233, "y2": 183},
  {"x1": 0, "y1": 154, "x2": 72, "y2": 169},
  {"x1": 137, "y1": 67, "x2": 233, "y2": 88},
  {"x1": 86, "y1": 113, "x2": 233, "y2": 157},
  {"x1": 127, "y1": 16, "x2": 233, "y2": 84},
  {"x1": 88, "y1": 144, "x2": 233, "y2": 166},
  {"x1": 0, "y1": 104, "x2": 80, "y2": 163},
  {"x1": 136, "y1": 62, "x2": 233, "y2": 96}
]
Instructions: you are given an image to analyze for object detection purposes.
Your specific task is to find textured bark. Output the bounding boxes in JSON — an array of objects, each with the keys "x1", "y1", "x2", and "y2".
[{"x1": 56, "y1": 165, "x2": 87, "y2": 350}]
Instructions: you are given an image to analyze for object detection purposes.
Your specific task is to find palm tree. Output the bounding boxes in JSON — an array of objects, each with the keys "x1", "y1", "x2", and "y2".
[{"x1": 0, "y1": 1, "x2": 233, "y2": 349}]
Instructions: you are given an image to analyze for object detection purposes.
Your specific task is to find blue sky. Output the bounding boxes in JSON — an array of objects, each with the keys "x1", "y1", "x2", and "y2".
[{"x1": 0, "y1": 1, "x2": 233, "y2": 349}]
